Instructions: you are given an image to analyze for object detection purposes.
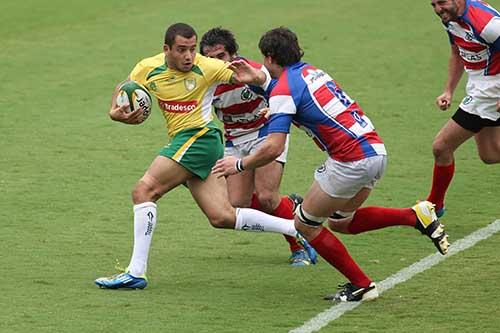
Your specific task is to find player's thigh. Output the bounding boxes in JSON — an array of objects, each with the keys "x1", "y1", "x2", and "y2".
[
  {"x1": 134, "y1": 156, "x2": 193, "y2": 203},
  {"x1": 434, "y1": 118, "x2": 475, "y2": 153},
  {"x1": 302, "y1": 181, "x2": 350, "y2": 218},
  {"x1": 226, "y1": 170, "x2": 255, "y2": 208},
  {"x1": 474, "y1": 126, "x2": 500, "y2": 163},
  {"x1": 187, "y1": 173, "x2": 235, "y2": 228},
  {"x1": 341, "y1": 187, "x2": 372, "y2": 212}
]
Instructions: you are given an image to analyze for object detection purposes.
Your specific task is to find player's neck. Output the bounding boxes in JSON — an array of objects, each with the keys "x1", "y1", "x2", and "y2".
[{"x1": 456, "y1": 0, "x2": 466, "y2": 17}]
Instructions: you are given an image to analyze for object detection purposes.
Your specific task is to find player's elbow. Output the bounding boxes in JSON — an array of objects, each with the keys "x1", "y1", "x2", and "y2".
[{"x1": 264, "y1": 142, "x2": 284, "y2": 160}]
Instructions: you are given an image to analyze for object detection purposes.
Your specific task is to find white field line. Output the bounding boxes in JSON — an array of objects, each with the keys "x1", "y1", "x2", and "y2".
[{"x1": 290, "y1": 220, "x2": 500, "y2": 333}]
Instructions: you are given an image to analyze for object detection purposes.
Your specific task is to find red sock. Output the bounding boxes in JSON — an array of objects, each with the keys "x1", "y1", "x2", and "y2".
[
  {"x1": 273, "y1": 196, "x2": 301, "y2": 252},
  {"x1": 310, "y1": 228, "x2": 372, "y2": 287},
  {"x1": 427, "y1": 162, "x2": 455, "y2": 211},
  {"x1": 347, "y1": 207, "x2": 416, "y2": 234}
]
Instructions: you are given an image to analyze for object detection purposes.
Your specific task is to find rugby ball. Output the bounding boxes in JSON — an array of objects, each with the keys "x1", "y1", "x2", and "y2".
[{"x1": 116, "y1": 80, "x2": 152, "y2": 120}]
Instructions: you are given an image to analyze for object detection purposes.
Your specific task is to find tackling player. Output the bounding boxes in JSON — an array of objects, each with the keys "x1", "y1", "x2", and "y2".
[
  {"x1": 94, "y1": 23, "x2": 316, "y2": 290},
  {"x1": 200, "y1": 27, "x2": 315, "y2": 266},
  {"x1": 213, "y1": 27, "x2": 449, "y2": 302},
  {"x1": 426, "y1": 0, "x2": 500, "y2": 216}
]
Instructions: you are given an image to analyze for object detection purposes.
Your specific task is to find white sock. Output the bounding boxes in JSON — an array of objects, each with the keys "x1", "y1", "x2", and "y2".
[
  {"x1": 235, "y1": 208, "x2": 297, "y2": 236},
  {"x1": 128, "y1": 202, "x2": 157, "y2": 277}
]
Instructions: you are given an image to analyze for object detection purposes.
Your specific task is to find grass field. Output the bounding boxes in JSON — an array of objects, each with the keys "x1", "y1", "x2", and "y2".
[{"x1": 1, "y1": 0, "x2": 499, "y2": 332}]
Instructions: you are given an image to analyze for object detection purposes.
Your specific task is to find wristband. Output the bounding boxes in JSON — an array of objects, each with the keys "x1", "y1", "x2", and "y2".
[{"x1": 235, "y1": 159, "x2": 245, "y2": 173}]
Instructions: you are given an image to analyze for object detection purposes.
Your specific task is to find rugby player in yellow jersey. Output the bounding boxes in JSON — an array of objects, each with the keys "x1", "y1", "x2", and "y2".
[{"x1": 95, "y1": 23, "x2": 316, "y2": 290}]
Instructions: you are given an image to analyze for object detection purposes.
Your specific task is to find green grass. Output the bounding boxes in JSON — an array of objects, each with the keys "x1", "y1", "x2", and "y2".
[{"x1": 1, "y1": 0, "x2": 499, "y2": 332}]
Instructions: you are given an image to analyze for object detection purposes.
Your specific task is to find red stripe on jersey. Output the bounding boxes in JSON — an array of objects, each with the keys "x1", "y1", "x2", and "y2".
[
  {"x1": 224, "y1": 117, "x2": 268, "y2": 129},
  {"x1": 468, "y1": 5, "x2": 495, "y2": 32},
  {"x1": 270, "y1": 70, "x2": 291, "y2": 97},
  {"x1": 313, "y1": 85, "x2": 335, "y2": 108},
  {"x1": 217, "y1": 98, "x2": 265, "y2": 115},
  {"x1": 487, "y1": 52, "x2": 500, "y2": 74},
  {"x1": 453, "y1": 35, "x2": 487, "y2": 51},
  {"x1": 215, "y1": 83, "x2": 243, "y2": 96}
]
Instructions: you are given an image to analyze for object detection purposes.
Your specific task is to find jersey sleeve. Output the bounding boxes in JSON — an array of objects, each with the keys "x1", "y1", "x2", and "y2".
[
  {"x1": 267, "y1": 78, "x2": 297, "y2": 134},
  {"x1": 481, "y1": 16, "x2": 500, "y2": 48},
  {"x1": 200, "y1": 55, "x2": 234, "y2": 84},
  {"x1": 129, "y1": 61, "x2": 149, "y2": 86}
]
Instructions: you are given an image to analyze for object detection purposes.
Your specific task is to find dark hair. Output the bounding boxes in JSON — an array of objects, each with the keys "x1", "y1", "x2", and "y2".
[
  {"x1": 164, "y1": 23, "x2": 197, "y2": 47},
  {"x1": 199, "y1": 27, "x2": 239, "y2": 56},
  {"x1": 258, "y1": 27, "x2": 304, "y2": 66}
]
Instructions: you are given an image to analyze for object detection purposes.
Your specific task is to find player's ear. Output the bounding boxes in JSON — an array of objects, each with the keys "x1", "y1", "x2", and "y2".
[{"x1": 163, "y1": 44, "x2": 170, "y2": 53}]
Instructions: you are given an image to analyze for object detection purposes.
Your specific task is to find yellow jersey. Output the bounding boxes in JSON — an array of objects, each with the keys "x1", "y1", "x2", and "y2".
[{"x1": 130, "y1": 52, "x2": 234, "y2": 137}]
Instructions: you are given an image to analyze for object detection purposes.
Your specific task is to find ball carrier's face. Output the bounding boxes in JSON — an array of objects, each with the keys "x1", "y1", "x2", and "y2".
[{"x1": 164, "y1": 35, "x2": 197, "y2": 72}]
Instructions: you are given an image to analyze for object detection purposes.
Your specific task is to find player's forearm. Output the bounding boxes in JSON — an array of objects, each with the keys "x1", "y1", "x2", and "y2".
[
  {"x1": 444, "y1": 46, "x2": 464, "y2": 95},
  {"x1": 240, "y1": 140, "x2": 283, "y2": 171}
]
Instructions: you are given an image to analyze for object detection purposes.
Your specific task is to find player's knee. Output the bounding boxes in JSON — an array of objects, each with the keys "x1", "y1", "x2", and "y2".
[
  {"x1": 255, "y1": 191, "x2": 277, "y2": 212},
  {"x1": 478, "y1": 153, "x2": 500, "y2": 164},
  {"x1": 132, "y1": 175, "x2": 163, "y2": 204},
  {"x1": 432, "y1": 139, "x2": 449, "y2": 158},
  {"x1": 328, "y1": 211, "x2": 354, "y2": 234},
  {"x1": 294, "y1": 205, "x2": 325, "y2": 239},
  {"x1": 207, "y1": 209, "x2": 236, "y2": 229}
]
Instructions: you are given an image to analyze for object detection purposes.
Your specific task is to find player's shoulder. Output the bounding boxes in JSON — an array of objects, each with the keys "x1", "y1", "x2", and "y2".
[
  {"x1": 270, "y1": 62, "x2": 310, "y2": 97},
  {"x1": 135, "y1": 53, "x2": 165, "y2": 69},
  {"x1": 194, "y1": 53, "x2": 227, "y2": 74},
  {"x1": 465, "y1": 1, "x2": 499, "y2": 27}
]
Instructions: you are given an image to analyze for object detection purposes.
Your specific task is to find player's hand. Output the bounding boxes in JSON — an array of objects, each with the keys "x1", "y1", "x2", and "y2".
[
  {"x1": 436, "y1": 92, "x2": 452, "y2": 111},
  {"x1": 109, "y1": 104, "x2": 145, "y2": 125},
  {"x1": 229, "y1": 60, "x2": 266, "y2": 85},
  {"x1": 258, "y1": 107, "x2": 271, "y2": 119},
  {"x1": 496, "y1": 100, "x2": 500, "y2": 112},
  {"x1": 212, "y1": 156, "x2": 239, "y2": 178}
]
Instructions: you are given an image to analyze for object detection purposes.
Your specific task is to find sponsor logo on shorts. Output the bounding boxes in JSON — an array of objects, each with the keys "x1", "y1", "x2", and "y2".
[
  {"x1": 159, "y1": 100, "x2": 198, "y2": 113},
  {"x1": 462, "y1": 95, "x2": 473, "y2": 105},
  {"x1": 316, "y1": 164, "x2": 326, "y2": 173}
]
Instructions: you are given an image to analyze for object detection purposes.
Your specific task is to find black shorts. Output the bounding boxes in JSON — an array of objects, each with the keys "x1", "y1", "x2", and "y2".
[{"x1": 452, "y1": 108, "x2": 500, "y2": 133}]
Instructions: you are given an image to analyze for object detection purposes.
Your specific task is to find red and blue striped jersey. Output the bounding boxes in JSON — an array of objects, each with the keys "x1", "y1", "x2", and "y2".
[
  {"x1": 268, "y1": 62, "x2": 386, "y2": 162},
  {"x1": 445, "y1": 0, "x2": 500, "y2": 75}
]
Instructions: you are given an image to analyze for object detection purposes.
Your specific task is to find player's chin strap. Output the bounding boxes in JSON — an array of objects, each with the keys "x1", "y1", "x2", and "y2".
[
  {"x1": 329, "y1": 211, "x2": 354, "y2": 223},
  {"x1": 295, "y1": 204, "x2": 326, "y2": 228}
]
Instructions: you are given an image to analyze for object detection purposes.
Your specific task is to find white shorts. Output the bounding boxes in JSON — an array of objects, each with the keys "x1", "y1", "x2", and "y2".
[
  {"x1": 314, "y1": 155, "x2": 387, "y2": 199},
  {"x1": 224, "y1": 134, "x2": 290, "y2": 163},
  {"x1": 460, "y1": 74, "x2": 500, "y2": 121}
]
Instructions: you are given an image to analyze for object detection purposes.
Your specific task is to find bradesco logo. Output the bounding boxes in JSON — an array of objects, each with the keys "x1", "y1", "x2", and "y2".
[{"x1": 159, "y1": 100, "x2": 198, "y2": 113}]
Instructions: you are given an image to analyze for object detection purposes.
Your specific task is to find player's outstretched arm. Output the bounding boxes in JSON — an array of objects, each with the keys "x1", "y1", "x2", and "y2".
[
  {"x1": 229, "y1": 59, "x2": 267, "y2": 86},
  {"x1": 436, "y1": 45, "x2": 464, "y2": 111},
  {"x1": 212, "y1": 133, "x2": 286, "y2": 178},
  {"x1": 108, "y1": 80, "x2": 144, "y2": 125}
]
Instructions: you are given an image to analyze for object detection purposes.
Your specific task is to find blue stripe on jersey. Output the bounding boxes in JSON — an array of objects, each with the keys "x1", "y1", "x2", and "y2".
[
  {"x1": 268, "y1": 113, "x2": 293, "y2": 134},
  {"x1": 300, "y1": 87, "x2": 358, "y2": 139},
  {"x1": 286, "y1": 62, "x2": 307, "y2": 107},
  {"x1": 359, "y1": 137, "x2": 377, "y2": 157},
  {"x1": 470, "y1": 0, "x2": 500, "y2": 17}
]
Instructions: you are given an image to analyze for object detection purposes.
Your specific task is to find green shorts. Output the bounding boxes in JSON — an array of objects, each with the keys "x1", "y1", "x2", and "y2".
[{"x1": 159, "y1": 125, "x2": 224, "y2": 180}]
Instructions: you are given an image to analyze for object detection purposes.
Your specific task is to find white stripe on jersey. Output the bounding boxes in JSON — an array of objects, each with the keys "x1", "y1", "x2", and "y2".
[
  {"x1": 269, "y1": 95, "x2": 297, "y2": 115},
  {"x1": 481, "y1": 16, "x2": 500, "y2": 43},
  {"x1": 201, "y1": 84, "x2": 218, "y2": 123}
]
